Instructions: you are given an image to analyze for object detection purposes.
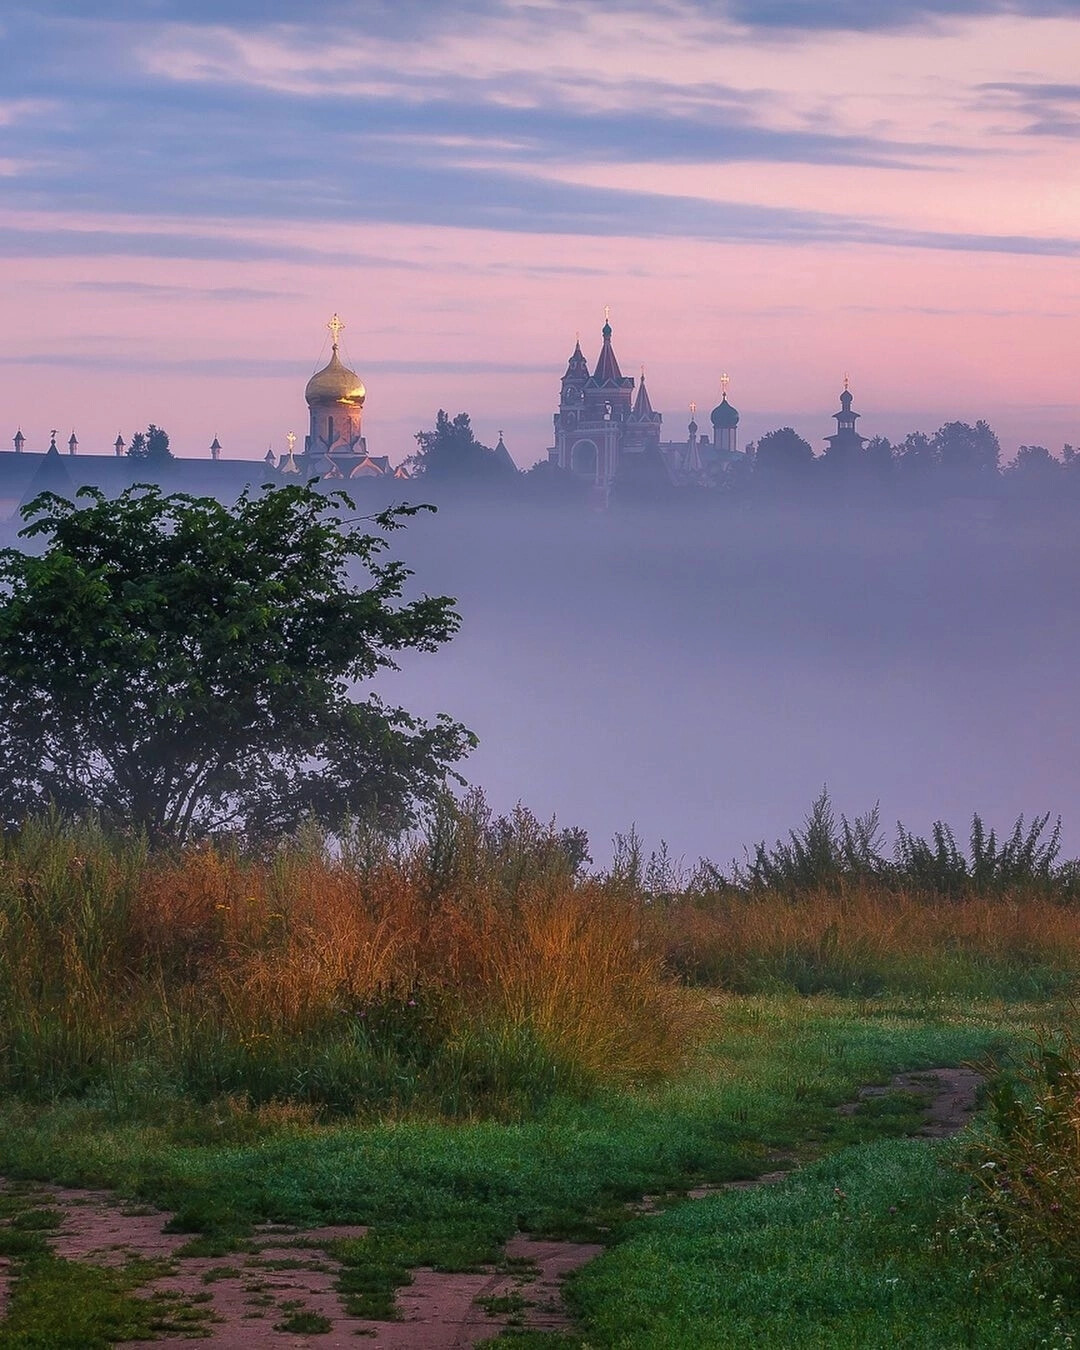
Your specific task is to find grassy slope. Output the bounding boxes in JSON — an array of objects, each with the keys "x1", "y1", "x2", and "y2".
[{"x1": 0, "y1": 995, "x2": 1052, "y2": 1345}]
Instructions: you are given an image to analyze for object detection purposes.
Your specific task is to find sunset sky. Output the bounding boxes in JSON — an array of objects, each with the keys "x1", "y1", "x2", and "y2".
[{"x1": 2, "y1": 0, "x2": 1078, "y2": 465}]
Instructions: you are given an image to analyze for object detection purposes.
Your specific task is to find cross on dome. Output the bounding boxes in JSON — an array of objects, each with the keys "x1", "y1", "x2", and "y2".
[{"x1": 328, "y1": 313, "x2": 345, "y2": 348}]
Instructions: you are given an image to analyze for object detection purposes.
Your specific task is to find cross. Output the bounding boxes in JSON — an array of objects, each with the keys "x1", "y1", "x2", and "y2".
[
  {"x1": 690, "y1": 401, "x2": 696, "y2": 415},
  {"x1": 720, "y1": 372, "x2": 730, "y2": 396},
  {"x1": 604, "y1": 305, "x2": 610, "y2": 322},
  {"x1": 328, "y1": 313, "x2": 345, "y2": 347},
  {"x1": 844, "y1": 372, "x2": 850, "y2": 392},
  {"x1": 286, "y1": 431, "x2": 297, "y2": 454}
]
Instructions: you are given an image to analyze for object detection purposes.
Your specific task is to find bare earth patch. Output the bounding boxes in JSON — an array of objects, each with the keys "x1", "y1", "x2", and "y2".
[
  {"x1": 0, "y1": 1068, "x2": 984, "y2": 1346},
  {"x1": 0, "y1": 1180, "x2": 598, "y2": 1347}
]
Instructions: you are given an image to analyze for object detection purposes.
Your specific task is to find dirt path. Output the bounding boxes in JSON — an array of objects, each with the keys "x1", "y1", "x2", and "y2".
[{"x1": 0, "y1": 1067, "x2": 983, "y2": 1347}]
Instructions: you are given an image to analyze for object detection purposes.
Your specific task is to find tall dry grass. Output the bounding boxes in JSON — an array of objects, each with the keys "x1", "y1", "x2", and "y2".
[
  {"x1": 0, "y1": 813, "x2": 707, "y2": 1116},
  {"x1": 662, "y1": 887, "x2": 1080, "y2": 996}
]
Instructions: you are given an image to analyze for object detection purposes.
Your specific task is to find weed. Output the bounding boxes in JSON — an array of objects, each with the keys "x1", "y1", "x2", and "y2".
[
  {"x1": 0, "y1": 1256, "x2": 208, "y2": 1349},
  {"x1": 960, "y1": 1021, "x2": 1080, "y2": 1295},
  {"x1": 273, "y1": 1308, "x2": 332, "y2": 1333}
]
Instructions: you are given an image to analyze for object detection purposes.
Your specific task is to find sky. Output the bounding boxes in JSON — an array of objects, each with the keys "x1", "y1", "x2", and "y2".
[{"x1": 1, "y1": 0, "x2": 1079, "y2": 465}]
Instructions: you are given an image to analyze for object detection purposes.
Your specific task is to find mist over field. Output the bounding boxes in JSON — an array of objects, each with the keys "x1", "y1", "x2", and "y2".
[{"x1": 374, "y1": 495, "x2": 1079, "y2": 867}]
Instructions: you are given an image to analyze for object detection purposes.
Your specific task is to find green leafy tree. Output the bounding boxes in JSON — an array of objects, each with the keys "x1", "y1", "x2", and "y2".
[
  {"x1": 0, "y1": 483, "x2": 475, "y2": 843},
  {"x1": 410, "y1": 410, "x2": 515, "y2": 481},
  {"x1": 126, "y1": 424, "x2": 173, "y2": 464}
]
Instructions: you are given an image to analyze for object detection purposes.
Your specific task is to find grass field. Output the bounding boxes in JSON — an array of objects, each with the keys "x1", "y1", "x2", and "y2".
[{"x1": 0, "y1": 810, "x2": 1078, "y2": 1345}]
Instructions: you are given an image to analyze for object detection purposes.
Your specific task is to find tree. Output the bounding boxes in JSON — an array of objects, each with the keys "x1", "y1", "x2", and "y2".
[
  {"x1": 932, "y1": 420, "x2": 999, "y2": 479},
  {"x1": 126, "y1": 424, "x2": 173, "y2": 464},
  {"x1": 753, "y1": 427, "x2": 815, "y2": 477},
  {"x1": 410, "y1": 410, "x2": 516, "y2": 481},
  {"x1": 0, "y1": 482, "x2": 475, "y2": 843},
  {"x1": 1004, "y1": 444, "x2": 1062, "y2": 502}
]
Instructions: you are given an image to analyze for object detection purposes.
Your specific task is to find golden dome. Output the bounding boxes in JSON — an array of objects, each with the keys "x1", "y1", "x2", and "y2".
[{"x1": 305, "y1": 346, "x2": 366, "y2": 407}]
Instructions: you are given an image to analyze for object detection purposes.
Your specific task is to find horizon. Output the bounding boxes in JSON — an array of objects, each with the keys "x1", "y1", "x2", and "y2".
[{"x1": 1, "y1": 2, "x2": 1077, "y2": 465}]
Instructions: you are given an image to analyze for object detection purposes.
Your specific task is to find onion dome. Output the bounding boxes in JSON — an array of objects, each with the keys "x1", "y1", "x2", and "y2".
[
  {"x1": 710, "y1": 394, "x2": 739, "y2": 429},
  {"x1": 305, "y1": 344, "x2": 366, "y2": 408}
]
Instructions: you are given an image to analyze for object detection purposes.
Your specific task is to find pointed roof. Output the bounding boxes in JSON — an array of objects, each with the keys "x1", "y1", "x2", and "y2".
[
  {"x1": 631, "y1": 372, "x2": 659, "y2": 422},
  {"x1": 494, "y1": 430, "x2": 515, "y2": 470},
  {"x1": 562, "y1": 337, "x2": 589, "y2": 382},
  {"x1": 311, "y1": 453, "x2": 342, "y2": 479},
  {"x1": 590, "y1": 317, "x2": 624, "y2": 386},
  {"x1": 349, "y1": 455, "x2": 386, "y2": 478},
  {"x1": 20, "y1": 440, "x2": 74, "y2": 511}
]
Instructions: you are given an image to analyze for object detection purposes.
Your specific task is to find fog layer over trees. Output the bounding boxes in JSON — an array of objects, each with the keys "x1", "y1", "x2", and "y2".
[{"x1": 377, "y1": 492, "x2": 1079, "y2": 866}]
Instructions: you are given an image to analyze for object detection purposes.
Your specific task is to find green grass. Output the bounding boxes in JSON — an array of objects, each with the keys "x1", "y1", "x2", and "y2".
[
  {"x1": 2, "y1": 993, "x2": 1073, "y2": 1348},
  {"x1": 0, "y1": 995, "x2": 1031, "y2": 1343},
  {"x1": 0, "y1": 1254, "x2": 211, "y2": 1350},
  {"x1": 568, "y1": 1139, "x2": 1079, "y2": 1348}
]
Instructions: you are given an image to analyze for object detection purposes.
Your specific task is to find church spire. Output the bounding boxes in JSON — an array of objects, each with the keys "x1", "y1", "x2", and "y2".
[
  {"x1": 591, "y1": 309, "x2": 624, "y2": 386},
  {"x1": 631, "y1": 367, "x2": 659, "y2": 422},
  {"x1": 562, "y1": 335, "x2": 589, "y2": 382}
]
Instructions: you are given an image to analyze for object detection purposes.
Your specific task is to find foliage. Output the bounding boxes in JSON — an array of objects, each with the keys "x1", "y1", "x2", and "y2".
[
  {"x1": 125, "y1": 423, "x2": 173, "y2": 464},
  {"x1": 0, "y1": 482, "x2": 474, "y2": 843},
  {"x1": 411, "y1": 410, "x2": 517, "y2": 481},
  {"x1": 742, "y1": 789, "x2": 890, "y2": 892},
  {"x1": 960, "y1": 1024, "x2": 1080, "y2": 1297},
  {"x1": 738, "y1": 789, "x2": 1069, "y2": 900},
  {"x1": 752, "y1": 426, "x2": 815, "y2": 476},
  {"x1": 933, "y1": 418, "x2": 1000, "y2": 478}
]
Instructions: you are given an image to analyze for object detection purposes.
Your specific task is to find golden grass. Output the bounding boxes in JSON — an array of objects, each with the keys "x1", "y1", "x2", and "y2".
[
  {"x1": 0, "y1": 833, "x2": 709, "y2": 1102},
  {"x1": 662, "y1": 886, "x2": 1080, "y2": 992}
]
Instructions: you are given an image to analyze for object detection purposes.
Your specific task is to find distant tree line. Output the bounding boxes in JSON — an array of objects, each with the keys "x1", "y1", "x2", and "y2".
[{"x1": 407, "y1": 409, "x2": 1080, "y2": 510}]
